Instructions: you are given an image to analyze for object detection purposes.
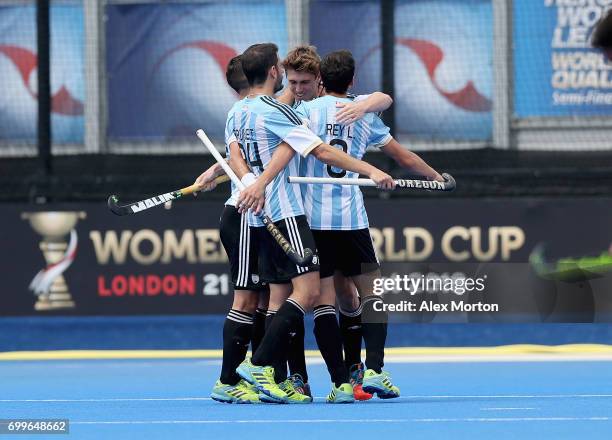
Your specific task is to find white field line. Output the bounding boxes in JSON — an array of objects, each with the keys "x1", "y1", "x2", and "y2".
[{"x1": 68, "y1": 416, "x2": 611, "y2": 425}]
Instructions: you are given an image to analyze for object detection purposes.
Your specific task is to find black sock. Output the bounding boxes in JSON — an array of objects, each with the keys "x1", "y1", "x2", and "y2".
[
  {"x1": 220, "y1": 309, "x2": 253, "y2": 385},
  {"x1": 313, "y1": 305, "x2": 349, "y2": 387},
  {"x1": 287, "y1": 316, "x2": 308, "y2": 383},
  {"x1": 339, "y1": 301, "x2": 363, "y2": 370},
  {"x1": 252, "y1": 299, "x2": 305, "y2": 381},
  {"x1": 361, "y1": 296, "x2": 387, "y2": 374},
  {"x1": 263, "y1": 310, "x2": 287, "y2": 383},
  {"x1": 251, "y1": 308, "x2": 267, "y2": 354}
]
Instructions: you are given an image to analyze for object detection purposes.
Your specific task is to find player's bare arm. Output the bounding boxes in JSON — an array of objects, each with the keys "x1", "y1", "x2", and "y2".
[
  {"x1": 336, "y1": 92, "x2": 393, "y2": 125},
  {"x1": 381, "y1": 138, "x2": 443, "y2": 181},
  {"x1": 228, "y1": 141, "x2": 252, "y2": 179},
  {"x1": 310, "y1": 143, "x2": 396, "y2": 190},
  {"x1": 193, "y1": 162, "x2": 225, "y2": 192},
  {"x1": 237, "y1": 142, "x2": 295, "y2": 215}
]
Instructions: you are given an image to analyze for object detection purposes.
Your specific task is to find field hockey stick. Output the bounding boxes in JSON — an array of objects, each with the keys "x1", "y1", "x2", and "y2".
[
  {"x1": 107, "y1": 175, "x2": 230, "y2": 216},
  {"x1": 195, "y1": 129, "x2": 314, "y2": 267},
  {"x1": 529, "y1": 243, "x2": 608, "y2": 282},
  {"x1": 287, "y1": 173, "x2": 456, "y2": 191}
]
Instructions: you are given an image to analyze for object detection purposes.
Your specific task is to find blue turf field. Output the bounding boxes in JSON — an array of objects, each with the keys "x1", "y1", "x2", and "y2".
[{"x1": 2, "y1": 358, "x2": 612, "y2": 439}]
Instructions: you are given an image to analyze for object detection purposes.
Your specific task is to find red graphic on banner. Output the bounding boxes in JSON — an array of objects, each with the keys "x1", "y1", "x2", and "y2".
[
  {"x1": 0, "y1": 45, "x2": 84, "y2": 116},
  {"x1": 151, "y1": 40, "x2": 238, "y2": 94},
  {"x1": 396, "y1": 38, "x2": 491, "y2": 112},
  {"x1": 152, "y1": 41, "x2": 237, "y2": 80},
  {"x1": 361, "y1": 39, "x2": 492, "y2": 112}
]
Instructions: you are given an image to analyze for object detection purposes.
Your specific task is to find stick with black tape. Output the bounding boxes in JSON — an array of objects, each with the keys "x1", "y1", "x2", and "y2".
[
  {"x1": 196, "y1": 129, "x2": 313, "y2": 267},
  {"x1": 108, "y1": 175, "x2": 230, "y2": 216},
  {"x1": 287, "y1": 173, "x2": 456, "y2": 191}
]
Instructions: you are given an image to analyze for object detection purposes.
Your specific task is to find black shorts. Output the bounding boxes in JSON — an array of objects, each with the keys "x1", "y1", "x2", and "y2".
[
  {"x1": 219, "y1": 205, "x2": 267, "y2": 291},
  {"x1": 312, "y1": 229, "x2": 380, "y2": 278},
  {"x1": 253, "y1": 215, "x2": 320, "y2": 284}
]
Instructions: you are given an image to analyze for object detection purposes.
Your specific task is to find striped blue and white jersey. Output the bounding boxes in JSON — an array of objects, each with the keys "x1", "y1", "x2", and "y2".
[
  {"x1": 296, "y1": 95, "x2": 392, "y2": 230},
  {"x1": 224, "y1": 112, "x2": 239, "y2": 207},
  {"x1": 226, "y1": 95, "x2": 323, "y2": 227}
]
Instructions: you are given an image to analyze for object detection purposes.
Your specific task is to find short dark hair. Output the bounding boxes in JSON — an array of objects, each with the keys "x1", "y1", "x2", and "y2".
[
  {"x1": 241, "y1": 43, "x2": 279, "y2": 87},
  {"x1": 225, "y1": 55, "x2": 248, "y2": 94},
  {"x1": 592, "y1": 10, "x2": 612, "y2": 52},
  {"x1": 320, "y1": 50, "x2": 354, "y2": 94}
]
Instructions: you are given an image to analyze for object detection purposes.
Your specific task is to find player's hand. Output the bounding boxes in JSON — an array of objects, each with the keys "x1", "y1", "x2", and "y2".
[
  {"x1": 237, "y1": 174, "x2": 266, "y2": 215},
  {"x1": 193, "y1": 169, "x2": 219, "y2": 195},
  {"x1": 368, "y1": 168, "x2": 396, "y2": 191},
  {"x1": 420, "y1": 172, "x2": 445, "y2": 192},
  {"x1": 335, "y1": 101, "x2": 367, "y2": 125}
]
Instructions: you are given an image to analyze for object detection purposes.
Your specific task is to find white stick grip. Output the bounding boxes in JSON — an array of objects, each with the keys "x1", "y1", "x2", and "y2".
[
  {"x1": 196, "y1": 129, "x2": 246, "y2": 191},
  {"x1": 288, "y1": 176, "x2": 378, "y2": 186}
]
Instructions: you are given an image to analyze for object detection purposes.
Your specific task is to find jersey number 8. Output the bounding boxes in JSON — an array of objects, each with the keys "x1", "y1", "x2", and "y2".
[{"x1": 326, "y1": 138, "x2": 348, "y2": 178}]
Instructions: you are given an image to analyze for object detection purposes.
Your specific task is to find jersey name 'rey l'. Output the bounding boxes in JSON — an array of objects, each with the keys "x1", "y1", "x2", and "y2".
[{"x1": 296, "y1": 95, "x2": 392, "y2": 230}]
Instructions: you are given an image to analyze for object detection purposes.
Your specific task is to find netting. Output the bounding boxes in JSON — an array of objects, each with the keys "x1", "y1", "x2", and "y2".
[
  {"x1": 0, "y1": 0, "x2": 84, "y2": 150},
  {"x1": 1, "y1": 0, "x2": 612, "y2": 200},
  {"x1": 310, "y1": 0, "x2": 493, "y2": 146},
  {"x1": 105, "y1": 0, "x2": 288, "y2": 146}
]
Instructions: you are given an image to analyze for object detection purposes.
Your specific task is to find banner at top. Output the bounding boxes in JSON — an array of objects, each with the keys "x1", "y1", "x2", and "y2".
[
  {"x1": 0, "y1": 5, "x2": 85, "y2": 144},
  {"x1": 514, "y1": 0, "x2": 612, "y2": 117},
  {"x1": 310, "y1": 0, "x2": 493, "y2": 142},
  {"x1": 106, "y1": 1, "x2": 288, "y2": 142}
]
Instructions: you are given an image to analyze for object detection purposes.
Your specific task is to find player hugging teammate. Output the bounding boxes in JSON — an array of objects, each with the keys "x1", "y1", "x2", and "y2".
[{"x1": 195, "y1": 43, "x2": 442, "y2": 404}]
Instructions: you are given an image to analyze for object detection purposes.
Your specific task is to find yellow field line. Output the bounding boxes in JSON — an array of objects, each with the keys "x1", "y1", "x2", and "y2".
[{"x1": 2, "y1": 344, "x2": 612, "y2": 361}]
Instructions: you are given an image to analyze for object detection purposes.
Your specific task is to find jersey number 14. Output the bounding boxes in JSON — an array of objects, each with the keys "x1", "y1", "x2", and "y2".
[{"x1": 239, "y1": 142, "x2": 264, "y2": 174}]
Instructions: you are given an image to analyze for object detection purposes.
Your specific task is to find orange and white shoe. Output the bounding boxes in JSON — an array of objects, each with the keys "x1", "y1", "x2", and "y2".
[{"x1": 349, "y1": 363, "x2": 373, "y2": 401}]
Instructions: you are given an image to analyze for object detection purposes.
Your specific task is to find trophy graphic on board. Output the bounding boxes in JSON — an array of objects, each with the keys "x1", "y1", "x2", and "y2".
[{"x1": 22, "y1": 211, "x2": 86, "y2": 311}]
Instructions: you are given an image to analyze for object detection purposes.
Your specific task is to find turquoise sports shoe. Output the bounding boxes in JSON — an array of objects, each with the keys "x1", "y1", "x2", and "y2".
[
  {"x1": 236, "y1": 358, "x2": 288, "y2": 403},
  {"x1": 279, "y1": 377, "x2": 312, "y2": 404},
  {"x1": 362, "y1": 369, "x2": 400, "y2": 399},
  {"x1": 210, "y1": 379, "x2": 260, "y2": 404},
  {"x1": 326, "y1": 383, "x2": 355, "y2": 404}
]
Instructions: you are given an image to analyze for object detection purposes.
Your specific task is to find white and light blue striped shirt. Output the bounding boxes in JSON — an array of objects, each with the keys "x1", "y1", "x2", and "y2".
[
  {"x1": 225, "y1": 95, "x2": 322, "y2": 227},
  {"x1": 296, "y1": 95, "x2": 392, "y2": 230}
]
